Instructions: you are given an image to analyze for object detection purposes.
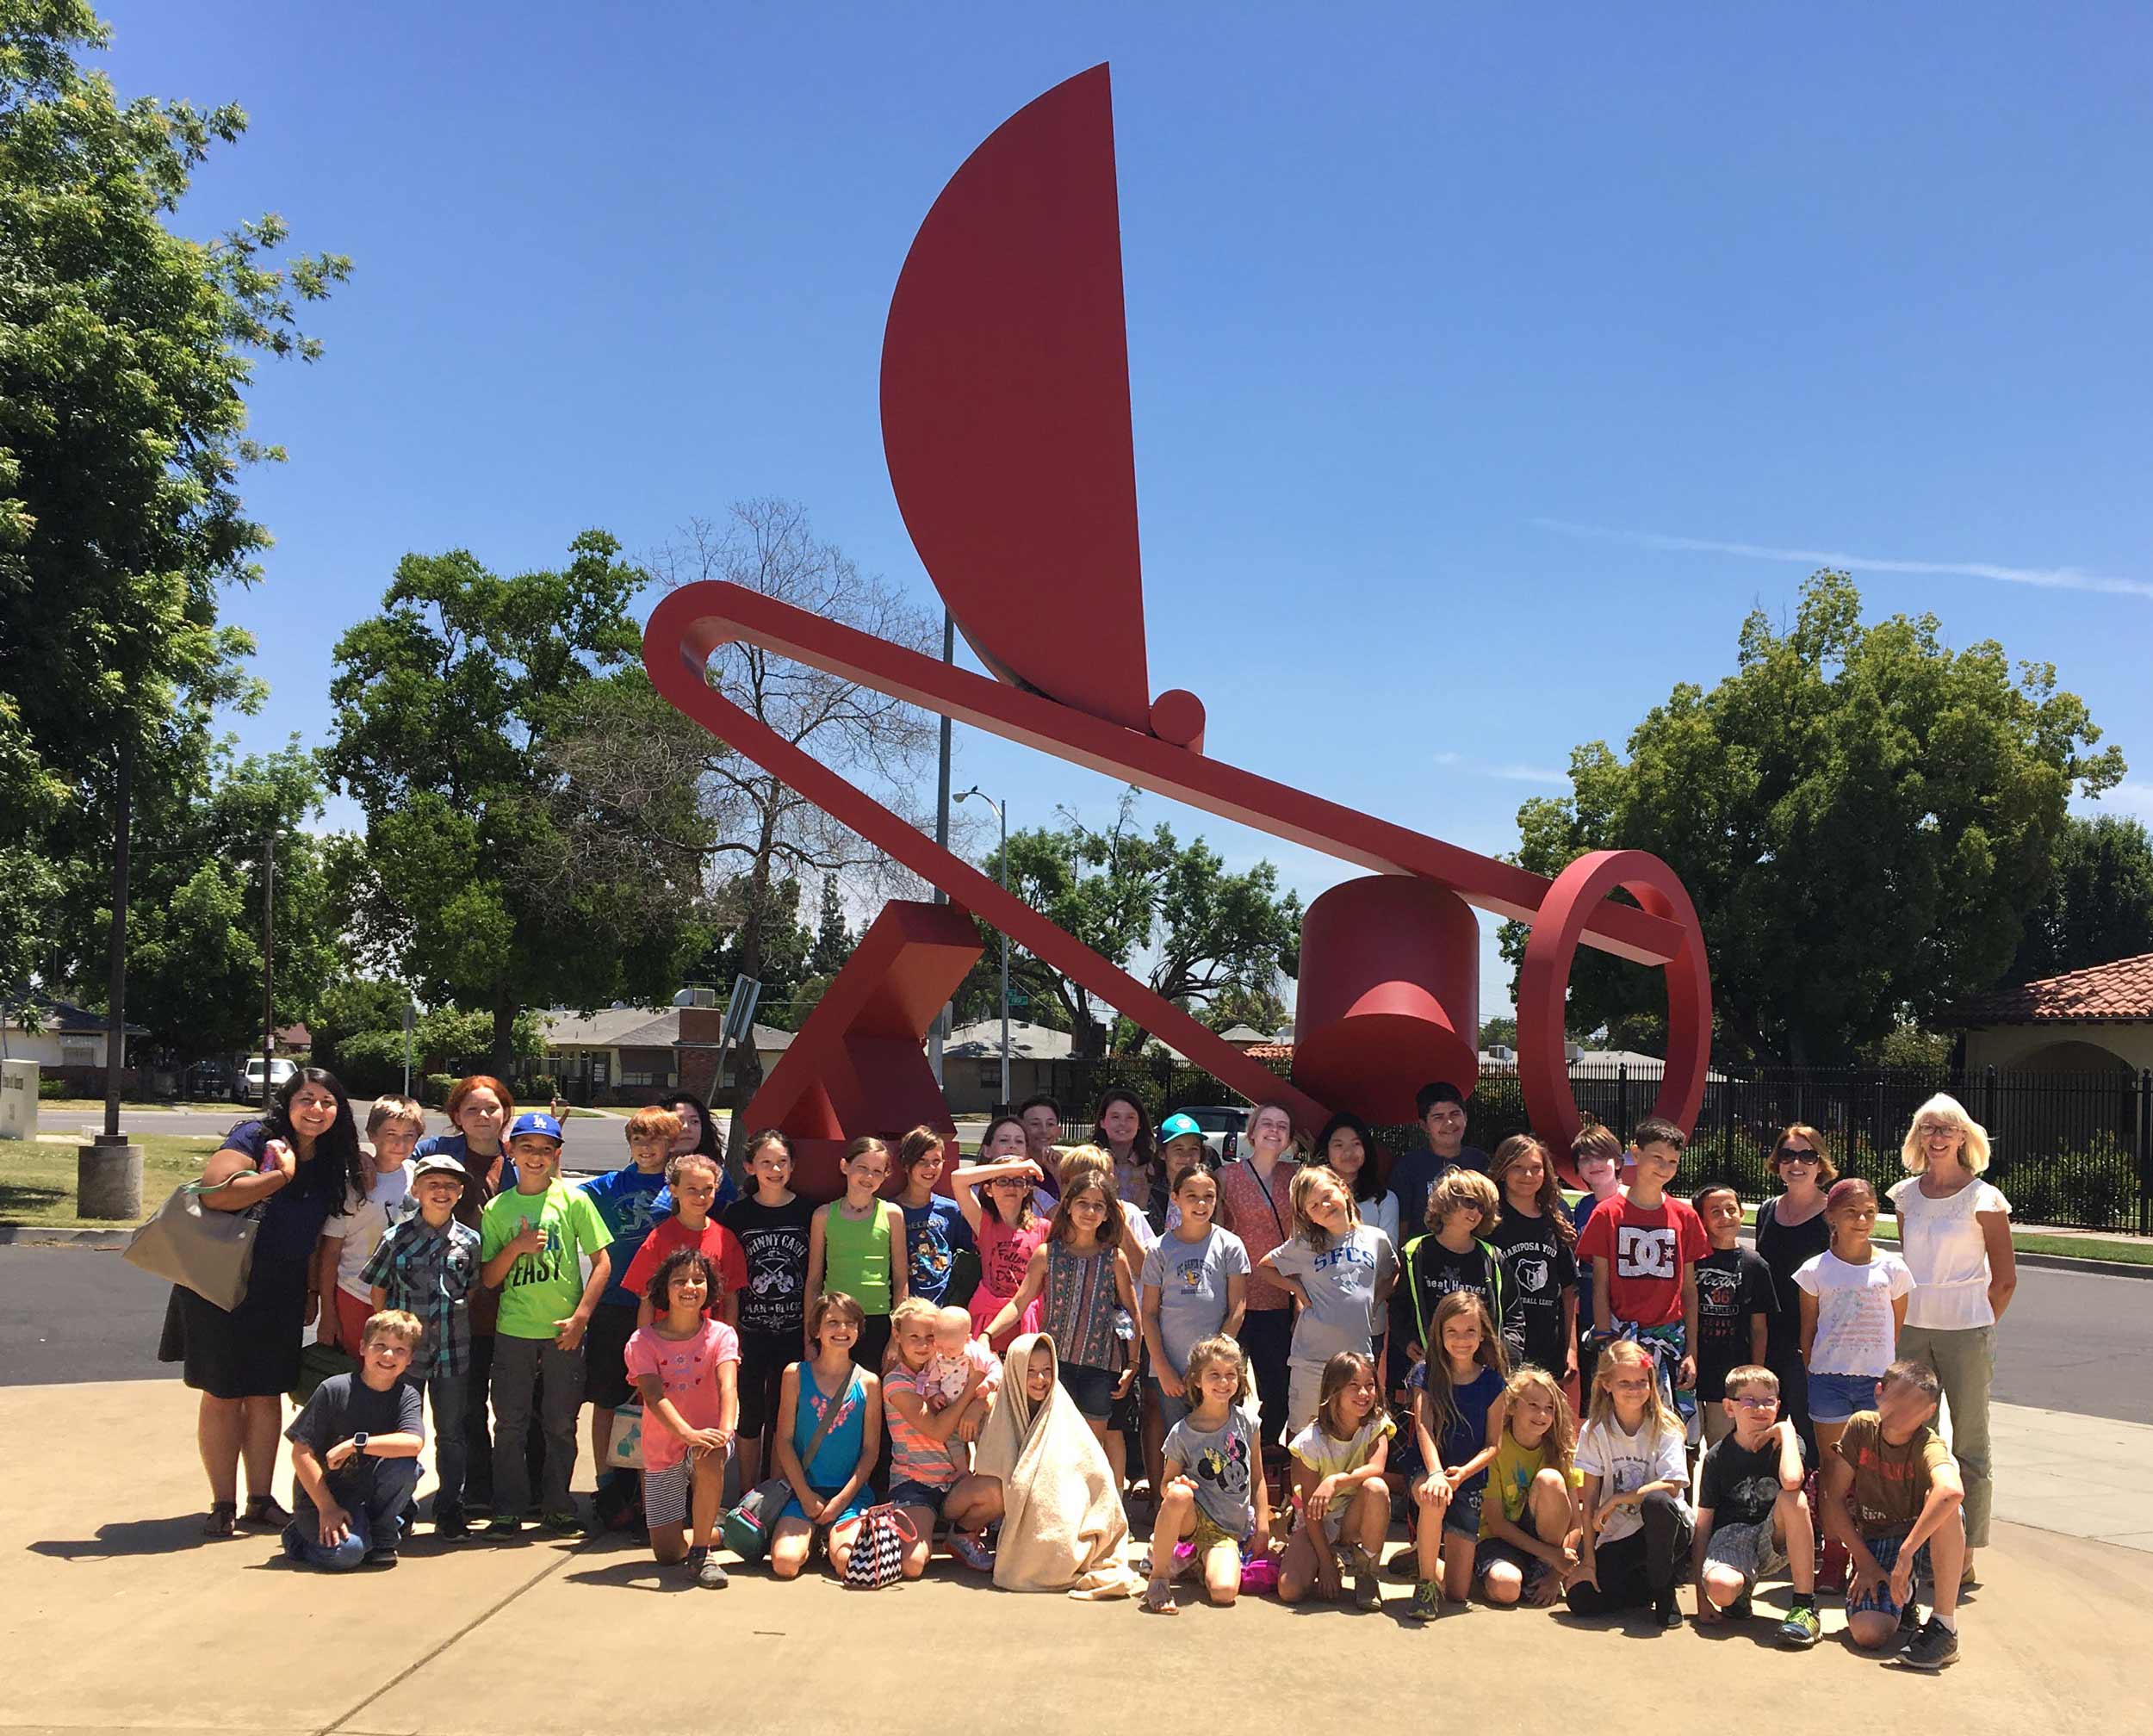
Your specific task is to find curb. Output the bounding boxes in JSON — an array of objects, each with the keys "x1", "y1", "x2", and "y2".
[
  {"x1": 2012, "y1": 1249, "x2": 2153, "y2": 1281},
  {"x1": 0, "y1": 1224, "x2": 133, "y2": 1249}
]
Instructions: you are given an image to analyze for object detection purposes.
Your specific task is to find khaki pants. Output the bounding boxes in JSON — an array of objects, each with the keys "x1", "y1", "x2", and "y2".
[{"x1": 1896, "y1": 1323, "x2": 1995, "y2": 1549}]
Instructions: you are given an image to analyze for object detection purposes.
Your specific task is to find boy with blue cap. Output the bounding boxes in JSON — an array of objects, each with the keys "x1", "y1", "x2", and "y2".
[{"x1": 479, "y1": 1112, "x2": 613, "y2": 1535}]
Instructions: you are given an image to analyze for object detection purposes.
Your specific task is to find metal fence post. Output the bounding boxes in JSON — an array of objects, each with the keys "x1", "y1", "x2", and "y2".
[{"x1": 2139, "y1": 1070, "x2": 2152, "y2": 1238}]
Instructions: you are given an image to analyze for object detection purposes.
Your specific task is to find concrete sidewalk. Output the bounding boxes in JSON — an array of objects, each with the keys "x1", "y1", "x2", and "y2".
[
  {"x1": 2, "y1": 1381, "x2": 2144, "y2": 1736},
  {"x1": 1992, "y1": 1402, "x2": 2153, "y2": 1553}
]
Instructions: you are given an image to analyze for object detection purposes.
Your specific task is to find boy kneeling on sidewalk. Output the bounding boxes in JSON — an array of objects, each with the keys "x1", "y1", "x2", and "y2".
[
  {"x1": 1691, "y1": 1363, "x2": 1820, "y2": 1647},
  {"x1": 282, "y1": 1311, "x2": 428, "y2": 1570},
  {"x1": 1820, "y1": 1358, "x2": 1967, "y2": 1670}
]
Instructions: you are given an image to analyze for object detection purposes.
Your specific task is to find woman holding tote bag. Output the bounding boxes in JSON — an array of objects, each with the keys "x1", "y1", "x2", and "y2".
[{"x1": 158, "y1": 1069, "x2": 368, "y2": 1536}]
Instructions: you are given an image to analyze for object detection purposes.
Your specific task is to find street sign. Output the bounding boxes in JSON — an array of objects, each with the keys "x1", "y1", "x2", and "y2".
[{"x1": 721, "y1": 976, "x2": 762, "y2": 1045}]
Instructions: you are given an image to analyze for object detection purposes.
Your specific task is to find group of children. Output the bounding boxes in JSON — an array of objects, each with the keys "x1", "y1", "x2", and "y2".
[{"x1": 276, "y1": 1086, "x2": 1976, "y2": 1668}]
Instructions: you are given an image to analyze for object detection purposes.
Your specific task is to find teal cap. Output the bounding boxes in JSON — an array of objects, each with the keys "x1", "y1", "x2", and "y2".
[{"x1": 1160, "y1": 1113, "x2": 1203, "y2": 1141}]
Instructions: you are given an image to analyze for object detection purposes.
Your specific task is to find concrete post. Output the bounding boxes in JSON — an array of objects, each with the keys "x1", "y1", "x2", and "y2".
[
  {"x1": 78, "y1": 1134, "x2": 143, "y2": 1220},
  {"x1": 0, "y1": 1059, "x2": 37, "y2": 1140}
]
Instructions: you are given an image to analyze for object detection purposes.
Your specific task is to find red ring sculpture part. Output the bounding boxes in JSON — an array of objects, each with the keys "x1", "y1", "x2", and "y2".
[
  {"x1": 1516, "y1": 850, "x2": 1713, "y2": 1174},
  {"x1": 644, "y1": 65, "x2": 1712, "y2": 1194}
]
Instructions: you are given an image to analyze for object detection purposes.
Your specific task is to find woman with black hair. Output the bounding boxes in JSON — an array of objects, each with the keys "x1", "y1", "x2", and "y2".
[
  {"x1": 159, "y1": 1068, "x2": 369, "y2": 1536},
  {"x1": 662, "y1": 1089, "x2": 737, "y2": 1210}
]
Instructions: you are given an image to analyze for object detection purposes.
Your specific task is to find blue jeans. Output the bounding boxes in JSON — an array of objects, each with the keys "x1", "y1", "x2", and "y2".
[
  {"x1": 281, "y1": 1455, "x2": 422, "y2": 1570},
  {"x1": 419, "y1": 1369, "x2": 469, "y2": 1522}
]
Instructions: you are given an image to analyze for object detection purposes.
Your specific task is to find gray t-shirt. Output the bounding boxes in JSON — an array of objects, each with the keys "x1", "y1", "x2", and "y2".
[
  {"x1": 284, "y1": 1370, "x2": 425, "y2": 1530},
  {"x1": 1140, "y1": 1225, "x2": 1251, "y2": 1377},
  {"x1": 1163, "y1": 1404, "x2": 1260, "y2": 1540},
  {"x1": 1267, "y1": 1223, "x2": 1396, "y2": 1367}
]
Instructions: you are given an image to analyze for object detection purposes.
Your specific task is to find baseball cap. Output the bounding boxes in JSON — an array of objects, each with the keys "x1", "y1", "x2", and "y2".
[
  {"x1": 410, "y1": 1154, "x2": 469, "y2": 1184},
  {"x1": 508, "y1": 1111, "x2": 565, "y2": 1143},
  {"x1": 1159, "y1": 1113, "x2": 1203, "y2": 1142}
]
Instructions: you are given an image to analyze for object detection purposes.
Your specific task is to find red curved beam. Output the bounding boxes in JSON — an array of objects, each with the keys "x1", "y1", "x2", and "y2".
[
  {"x1": 642, "y1": 596, "x2": 1331, "y2": 1134},
  {"x1": 881, "y1": 63, "x2": 1155, "y2": 733},
  {"x1": 1516, "y1": 850, "x2": 1713, "y2": 1179},
  {"x1": 647, "y1": 582, "x2": 1690, "y2": 967}
]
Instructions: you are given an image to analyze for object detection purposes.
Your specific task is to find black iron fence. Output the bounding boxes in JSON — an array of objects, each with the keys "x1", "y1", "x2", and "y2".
[{"x1": 1022, "y1": 1055, "x2": 2151, "y2": 1236}]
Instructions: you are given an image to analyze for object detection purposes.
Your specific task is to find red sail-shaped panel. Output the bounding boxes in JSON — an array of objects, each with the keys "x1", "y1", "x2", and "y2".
[{"x1": 880, "y1": 64, "x2": 1153, "y2": 732}]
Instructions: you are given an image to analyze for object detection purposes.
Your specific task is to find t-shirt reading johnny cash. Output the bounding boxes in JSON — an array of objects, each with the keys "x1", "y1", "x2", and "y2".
[
  {"x1": 1692, "y1": 1245, "x2": 1775, "y2": 1400},
  {"x1": 722, "y1": 1193, "x2": 816, "y2": 1337}
]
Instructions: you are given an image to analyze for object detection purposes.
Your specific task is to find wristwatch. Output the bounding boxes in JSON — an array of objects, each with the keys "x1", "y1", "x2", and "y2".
[{"x1": 352, "y1": 1432, "x2": 370, "y2": 1457}]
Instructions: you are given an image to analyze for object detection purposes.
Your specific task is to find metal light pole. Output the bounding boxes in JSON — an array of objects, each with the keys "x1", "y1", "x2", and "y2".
[
  {"x1": 929, "y1": 609, "x2": 954, "y2": 1085},
  {"x1": 955, "y1": 787, "x2": 1009, "y2": 1107},
  {"x1": 261, "y1": 833, "x2": 277, "y2": 1103}
]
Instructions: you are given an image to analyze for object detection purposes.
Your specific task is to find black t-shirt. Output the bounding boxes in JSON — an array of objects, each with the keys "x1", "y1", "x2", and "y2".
[
  {"x1": 1753, "y1": 1198, "x2": 1830, "y2": 1351},
  {"x1": 1395, "y1": 1236, "x2": 1501, "y2": 1350},
  {"x1": 285, "y1": 1371, "x2": 425, "y2": 1527},
  {"x1": 1693, "y1": 1245, "x2": 1776, "y2": 1399},
  {"x1": 1488, "y1": 1210, "x2": 1576, "y2": 1373},
  {"x1": 1699, "y1": 1428, "x2": 1804, "y2": 1532},
  {"x1": 723, "y1": 1193, "x2": 816, "y2": 1337}
]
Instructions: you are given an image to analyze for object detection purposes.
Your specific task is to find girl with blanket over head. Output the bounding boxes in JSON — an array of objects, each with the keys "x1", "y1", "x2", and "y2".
[{"x1": 958, "y1": 1332, "x2": 1142, "y2": 1597}]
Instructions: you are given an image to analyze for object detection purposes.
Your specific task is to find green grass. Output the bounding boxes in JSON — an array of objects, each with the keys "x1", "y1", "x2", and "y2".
[{"x1": 1, "y1": 1133, "x2": 219, "y2": 1228}]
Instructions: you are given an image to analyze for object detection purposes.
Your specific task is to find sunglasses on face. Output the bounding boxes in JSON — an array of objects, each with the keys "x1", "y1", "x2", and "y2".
[{"x1": 1776, "y1": 1147, "x2": 1819, "y2": 1164}]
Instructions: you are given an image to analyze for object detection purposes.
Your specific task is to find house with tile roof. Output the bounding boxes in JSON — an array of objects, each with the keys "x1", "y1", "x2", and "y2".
[{"x1": 1946, "y1": 952, "x2": 2153, "y2": 1076}]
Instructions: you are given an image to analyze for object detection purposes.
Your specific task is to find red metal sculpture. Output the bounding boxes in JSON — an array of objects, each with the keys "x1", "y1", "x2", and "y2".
[{"x1": 644, "y1": 64, "x2": 1711, "y2": 1189}]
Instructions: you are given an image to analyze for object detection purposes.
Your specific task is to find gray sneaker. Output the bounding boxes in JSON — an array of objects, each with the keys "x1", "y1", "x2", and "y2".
[{"x1": 694, "y1": 1550, "x2": 730, "y2": 1590}]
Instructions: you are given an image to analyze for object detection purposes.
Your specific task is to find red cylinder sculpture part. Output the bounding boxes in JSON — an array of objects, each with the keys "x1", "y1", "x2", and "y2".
[
  {"x1": 1291, "y1": 876, "x2": 1481, "y2": 1125},
  {"x1": 1516, "y1": 849, "x2": 1711, "y2": 1182}
]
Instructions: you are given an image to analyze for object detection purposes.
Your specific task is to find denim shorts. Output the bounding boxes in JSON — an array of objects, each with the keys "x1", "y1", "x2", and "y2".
[
  {"x1": 1060, "y1": 1361, "x2": 1115, "y2": 1421},
  {"x1": 886, "y1": 1478, "x2": 952, "y2": 1517},
  {"x1": 1443, "y1": 1485, "x2": 1485, "y2": 1539},
  {"x1": 1148, "y1": 1377, "x2": 1190, "y2": 1434},
  {"x1": 1808, "y1": 1369, "x2": 1882, "y2": 1423}
]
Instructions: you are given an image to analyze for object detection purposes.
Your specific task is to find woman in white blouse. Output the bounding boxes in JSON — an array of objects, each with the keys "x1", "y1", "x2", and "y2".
[{"x1": 1889, "y1": 1094, "x2": 2016, "y2": 1580}]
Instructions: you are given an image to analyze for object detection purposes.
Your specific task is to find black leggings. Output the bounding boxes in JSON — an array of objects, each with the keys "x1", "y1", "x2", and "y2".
[
  {"x1": 1567, "y1": 1490, "x2": 1694, "y2": 1614},
  {"x1": 1237, "y1": 1308, "x2": 1294, "y2": 1449}
]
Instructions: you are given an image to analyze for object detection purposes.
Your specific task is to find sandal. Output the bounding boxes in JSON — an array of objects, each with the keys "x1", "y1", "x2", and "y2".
[
  {"x1": 202, "y1": 1502, "x2": 237, "y2": 1538},
  {"x1": 241, "y1": 1494, "x2": 293, "y2": 1529},
  {"x1": 1141, "y1": 1577, "x2": 1178, "y2": 1615}
]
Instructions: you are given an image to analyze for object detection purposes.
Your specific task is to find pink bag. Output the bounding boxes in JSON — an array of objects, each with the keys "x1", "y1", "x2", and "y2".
[{"x1": 1171, "y1": 1540, "x2": 1278, "y2": 1596}]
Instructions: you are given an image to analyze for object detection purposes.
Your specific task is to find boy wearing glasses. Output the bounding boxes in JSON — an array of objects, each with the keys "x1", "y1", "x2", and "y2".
[{"x1": 1691, "y1": 1364, "x2": 1819, "y2": 1646}]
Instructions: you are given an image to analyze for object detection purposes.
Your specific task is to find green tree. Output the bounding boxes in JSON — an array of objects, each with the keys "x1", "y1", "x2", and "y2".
[
  {"x1": 1505, "y1": 572, "x2": 2124, "y2": 1063},
  {"x1": 807, "y1": 872, "x2": 853, "y2": 980},
  {"x1": 1201, "y1": 983, "x2": 1289, "y2": 1037},
  {"x1": 2009, "y1": 813, "x2": 2153, "y2": 983},
  {"x1": 952, "y1": 790, "x2": 1301, "y2": 1057},
  {"x1": 46, "y1": 740, "x2": 340, "y2": 1057},
  {"x1": 0, "y1": 3, "x2": 346, "y2": 964},
  {"x1": 1479, "y1": 1015, "x2": 1518, "y2": 1051},
  {"x1": 690, "y1": 874, "x2": 813, "y2": 1028},
  {"x1": 324, "y1": 534, "x2": 717, "y2": 1070}
]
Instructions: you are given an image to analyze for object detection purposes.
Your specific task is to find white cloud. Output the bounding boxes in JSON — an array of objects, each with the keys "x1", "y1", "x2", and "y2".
[
  {"x1": 1433, "y1": 750, "x2": 1567, "y2": 785},
  {"x1": 2097, "y1": 783, "x2": 2153, "y2": 821},
  {"x1": 1533, "y1": 519, "x2": 2153, "y2": 602}
]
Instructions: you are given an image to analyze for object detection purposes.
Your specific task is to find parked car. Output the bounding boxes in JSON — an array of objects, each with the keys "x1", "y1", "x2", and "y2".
[
  {"x1": 1176, "y1": 1103, "x2": 1250, "y2": 1163},
  {"x1": 239, "y1": 1056, "x2": 297, "y2": 1103}
]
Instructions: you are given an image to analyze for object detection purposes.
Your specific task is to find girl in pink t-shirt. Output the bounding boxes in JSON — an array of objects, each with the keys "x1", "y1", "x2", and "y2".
[
  {"x1": 625, "y1": 1246, "x2": 740, "y2": 1588},
  {"x1": 955, "y1": 1115, "x2": 1049, "y2": 1352}
]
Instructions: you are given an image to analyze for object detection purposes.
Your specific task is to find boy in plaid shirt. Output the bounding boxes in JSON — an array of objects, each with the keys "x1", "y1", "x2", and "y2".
[{"x1": 363, "y1": 1154, "x2": 481, "y2": 1538}]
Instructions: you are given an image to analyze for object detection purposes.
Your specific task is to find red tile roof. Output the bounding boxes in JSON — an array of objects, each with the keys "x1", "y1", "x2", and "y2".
[{"x1": 1949, "y1": 952, "x2": 2153, "y2": 1025}]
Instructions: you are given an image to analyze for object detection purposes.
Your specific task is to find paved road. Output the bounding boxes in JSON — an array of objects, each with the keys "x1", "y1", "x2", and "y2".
[
  {"x1": 33, "y1": 1107, "x2": 630, "y2": 1174},
  {"x1": 4, "y1": 1241, "x2": 2147, "y2": 1418}
]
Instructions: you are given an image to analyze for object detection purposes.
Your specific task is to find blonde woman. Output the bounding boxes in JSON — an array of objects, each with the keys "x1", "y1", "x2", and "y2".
[{"x1": 1889, "y1": 1094, "x2": 2014, "y2": 1579}]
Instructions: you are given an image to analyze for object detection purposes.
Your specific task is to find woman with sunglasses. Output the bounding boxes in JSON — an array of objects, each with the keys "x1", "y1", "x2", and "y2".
[{"x1": 1753, "y1": 1125, "x2": 1835, "y2": 1451}]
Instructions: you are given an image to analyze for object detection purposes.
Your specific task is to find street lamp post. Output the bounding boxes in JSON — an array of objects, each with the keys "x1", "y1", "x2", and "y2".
[{"x1": 955, "y1": 786, "x2": 1009, "y2": 1108}]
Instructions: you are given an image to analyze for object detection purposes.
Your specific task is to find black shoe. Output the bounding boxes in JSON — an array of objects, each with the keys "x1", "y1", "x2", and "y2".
[
  {"x1": 435, "y1": 1516, "x2": 474, "y2": 1541},
  {"x1": 363, "y1": 1545, "x2": 400, "y2": 1567},
  {"x1": 1654, "y1": 1595, "x2": 1683, "y2": 1629},
  {"x1": 1898, "y1": 1616, "x2": 1959, "y2": 1671},
  {"x1": 1896, "y1": 1597, "x2": 1923, "y2": 1637},
  {"x1": 1724, "y1": 1594, "x2": 1752, "y2": 1622}
]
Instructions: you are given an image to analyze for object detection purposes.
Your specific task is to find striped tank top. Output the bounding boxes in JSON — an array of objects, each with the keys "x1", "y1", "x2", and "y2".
[{"x1": 1044, "y1": 1238, "x2": 1119, "y2": 1371}]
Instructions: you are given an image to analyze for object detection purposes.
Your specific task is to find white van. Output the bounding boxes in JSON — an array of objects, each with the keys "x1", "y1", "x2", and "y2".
[{"x1": 240, "y1": 1056, "x2": 297, "y2": 1103}]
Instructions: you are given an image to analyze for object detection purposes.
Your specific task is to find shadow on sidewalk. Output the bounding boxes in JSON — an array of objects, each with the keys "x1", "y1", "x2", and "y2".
[{"x1": 27, "y1": 1514, "x2": 221, "y2": 1559}]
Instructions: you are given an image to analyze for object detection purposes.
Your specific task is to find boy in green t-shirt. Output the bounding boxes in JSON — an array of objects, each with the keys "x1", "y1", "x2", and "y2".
[{"x1": 479, "y1": 1112, "x2": 612, "y2": 1535}]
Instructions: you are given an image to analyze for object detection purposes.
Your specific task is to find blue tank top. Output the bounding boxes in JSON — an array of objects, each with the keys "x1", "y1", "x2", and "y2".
[{"x1": 793, "y1": 1363, "x2": 866, "y2": 1490}]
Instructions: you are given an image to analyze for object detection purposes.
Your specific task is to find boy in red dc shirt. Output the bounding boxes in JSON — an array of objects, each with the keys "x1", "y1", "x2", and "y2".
[{"x1": 1575, "y1": 1117, "x2": 1706, "y2": 1415}]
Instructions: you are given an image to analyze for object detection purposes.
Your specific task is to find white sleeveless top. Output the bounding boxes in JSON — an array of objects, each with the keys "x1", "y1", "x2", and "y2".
[{"x1": 1889, "y1": 1175, "x2": 2010, "y2": 1330}]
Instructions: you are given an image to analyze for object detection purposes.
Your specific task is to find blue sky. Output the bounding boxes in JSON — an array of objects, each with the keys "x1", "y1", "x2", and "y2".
[{"x1": 99, "y1": 2, "x2": 2153, "y2": 1020}]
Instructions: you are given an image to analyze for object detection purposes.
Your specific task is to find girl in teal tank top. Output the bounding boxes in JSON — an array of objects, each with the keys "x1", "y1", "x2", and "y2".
[
  {"x1": 770, "y1": 1292, "x2": 882, "y2": 1581},
  {"x1": 808, "y1": 1136, "x2": 907, "y2": 1373}
]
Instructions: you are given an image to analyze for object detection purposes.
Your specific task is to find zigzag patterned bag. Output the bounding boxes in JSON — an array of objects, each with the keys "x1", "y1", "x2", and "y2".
[{"x1": 843, "y1": 1503, "x2": 916, "y2": 1590}]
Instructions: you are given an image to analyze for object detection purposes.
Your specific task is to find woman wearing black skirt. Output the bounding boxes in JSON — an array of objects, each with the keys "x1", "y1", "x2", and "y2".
[{"x1": 159, "y1": 1069, "x2": 367, "y2": 1535}]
